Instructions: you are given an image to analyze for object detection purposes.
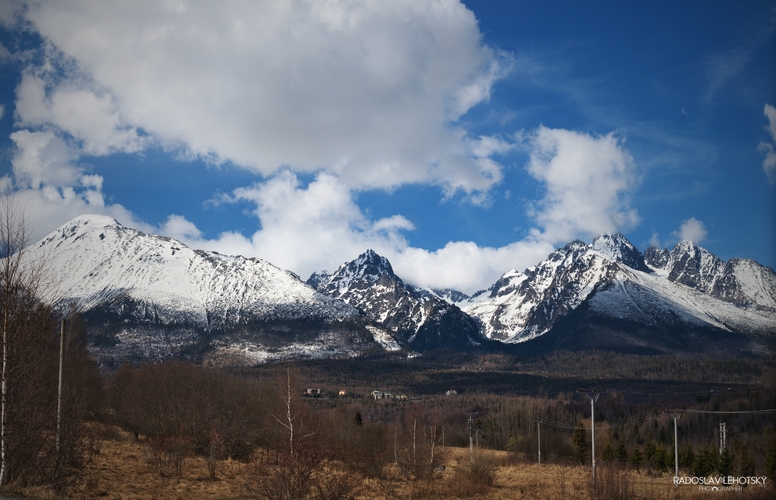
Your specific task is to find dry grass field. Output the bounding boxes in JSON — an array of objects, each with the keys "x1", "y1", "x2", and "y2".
[{"x1": 6, "y1": 426, "x2": 772, "y2": 500}]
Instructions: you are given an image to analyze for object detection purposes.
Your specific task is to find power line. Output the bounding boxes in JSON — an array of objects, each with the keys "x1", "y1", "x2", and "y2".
[{"x1": 680, "y1": 408, "x2": 776, "y2": 415}]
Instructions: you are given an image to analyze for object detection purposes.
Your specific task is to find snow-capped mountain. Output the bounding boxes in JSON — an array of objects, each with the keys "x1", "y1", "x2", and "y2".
[
  {"x1": 645, "y1": 242, "x2": 776, "y2": 313},
  {"x1": 19, "y1": 215, "x2": 776, "y2": 363},
  {"x1": 460, "y1": 234, "x2": 776, "y2": 355},
  {"x1": 308, "y1": 250, "x2": 483, "y2": 350},
  {"x1": 462, "y1": 237, "x2": 623, "y2": 343},
  {"x1": 24, "y1": 216, "x2": 372, "y2": 365}
]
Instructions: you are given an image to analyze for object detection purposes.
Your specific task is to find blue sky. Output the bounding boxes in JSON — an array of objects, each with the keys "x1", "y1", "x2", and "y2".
[{"x1": 0, "y1": 0, "x2": 774, "y2": 293}]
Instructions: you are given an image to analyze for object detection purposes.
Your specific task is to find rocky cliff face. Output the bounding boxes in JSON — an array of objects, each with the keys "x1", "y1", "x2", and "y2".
[
  {"x1": 645, "y1": 241, "x2": 776, "y2": 313},
  {"x1": 308, "y1": 250, "x2": 483, "y2": 350}
]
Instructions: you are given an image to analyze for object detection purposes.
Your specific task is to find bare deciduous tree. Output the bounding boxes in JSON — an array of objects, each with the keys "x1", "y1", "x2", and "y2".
[{"x1": 0, "y1": 196, "x2": 44, "y2": 487}]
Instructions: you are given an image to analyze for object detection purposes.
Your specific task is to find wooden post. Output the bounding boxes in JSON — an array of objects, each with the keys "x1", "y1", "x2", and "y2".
[{"x1": 537, "y1": 420, "x2": 541, "y2": 465}]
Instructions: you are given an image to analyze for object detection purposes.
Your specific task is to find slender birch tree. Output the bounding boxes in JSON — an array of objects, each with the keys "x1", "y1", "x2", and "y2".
[{"x1": 0, "y1": 196, "x2": 44, "y2": 487}]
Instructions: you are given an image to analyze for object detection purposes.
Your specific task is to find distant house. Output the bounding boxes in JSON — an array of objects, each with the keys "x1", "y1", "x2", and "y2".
[
  {"x1": 305, "y1": 388, "x2": 321, "y2": 396},
  {"x1": 446, "y1": 390, "x2": 458, "y2": 396},
  {"x1": 338, "y1": 390, "x2": 347, "y2": 396},
  {"x1": 371, "y1": 390, "x2": 392, "y2": 400}
]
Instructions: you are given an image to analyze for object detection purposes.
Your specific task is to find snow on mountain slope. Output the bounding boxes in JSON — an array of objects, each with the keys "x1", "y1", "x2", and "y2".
[
  {"x1": 722, "y1": 258, "x2": 776, "y2": 312},
  {"x1": 20, "y1": 218, "x2": 775, "y2": 361},
  {"x1": 27, "y1": 215, "x2": 358, "y2": 327},
  {"x1": 463, "y1": 238, "x2": 623, "y2": 342},
  {"x1": 645, "y1": 241, "x2": 776, "y2": 313},
  {"x1": 463, "y1": 234, "x2": 776, "y2": 349},
  {"x1": 590, "y1": 269, "x2": 776, "y2": 335}
]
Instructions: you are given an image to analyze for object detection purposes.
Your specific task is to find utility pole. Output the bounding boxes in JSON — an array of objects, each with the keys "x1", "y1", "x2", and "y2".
[
  {"x1": 56, "y1": 318, "x2": 65, "y2": 457},
  {"x1": 666, "y1": 410, "x2": 685, "y2": 488},
  {"x1": 578, "y1": 389, "x2": 600, "y2": 488},
  {"x1": 464, "y1": 412, "x2": 477, "y2": 464},
  {"x1": 537, "y1": 419, "x2": 541, "y2": 465},
  {"x1": 719, "y1": 422, "x2": 726, "y2": 454}
]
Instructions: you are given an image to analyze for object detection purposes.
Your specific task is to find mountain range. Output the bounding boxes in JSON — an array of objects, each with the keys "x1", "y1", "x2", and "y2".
[{"x1": 20, "y1": 215, "x2": 776, "y2": 365}]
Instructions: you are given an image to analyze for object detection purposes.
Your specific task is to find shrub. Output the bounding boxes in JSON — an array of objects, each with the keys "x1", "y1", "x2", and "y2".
[{"x1": 446, "y1": 454, "x2": 497, "y2": 498}]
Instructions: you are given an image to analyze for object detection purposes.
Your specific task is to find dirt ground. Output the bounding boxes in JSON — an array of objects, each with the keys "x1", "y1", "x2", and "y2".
[{"x1": 9, "y1": 429, "x2": 772, "y2": 499}]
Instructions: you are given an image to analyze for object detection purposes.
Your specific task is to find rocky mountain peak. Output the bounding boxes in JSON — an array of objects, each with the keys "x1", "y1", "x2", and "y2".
[
  {"x1": 591, "y1": 233, "x2": 650, "y2": 272},
  {"x1": 310, "y1": 249, "x2": 399, "y2": 299},
  {"x1": 353, "y1": 249, "x2": 394, "y2": 278},
  {"x1": 311, "y1": 250, "x2": 483, "y2": 350},
  {"x1": 665, "y1": 240, "x2": 724, "y2": 290},
  {"x1": 644, "y1": 246, "x2": 670, "y2": 269}
]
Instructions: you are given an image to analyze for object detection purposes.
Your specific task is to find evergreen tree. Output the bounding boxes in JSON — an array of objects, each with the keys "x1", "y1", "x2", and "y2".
[
  {"x1": 692, "y1": 448, "x2": 717, "y2": 478},
  {"x1": 652, "y1": 447, "x2": 668, "y2": 472},
  {"x1": 630, "y1": 447, "x2": 643, "y2": 470},
  {"x1": 644, "y1": 441, "x2": 657, "y2": 468},
  {"x1": 602, "y1": 442, "x2": 613, "y2": 462},
  {"x1": 739, "y1": 448, "x2": 755, "y2": 478},
  {"x1": 765, "y1": 438, "x2": 776, "y2": 480},
  {"x1": 615, "y1": 440, "x2": 628, "y2": 464},
  {"x1": 718, "y1": 448, "x2": 734, "y2": 477},
  {"x1": 679, "y1": 446, "x2": 695, "y2": 470},
  {"x1": 573, "y1": 422, "x2": 587, "y2": 465}
]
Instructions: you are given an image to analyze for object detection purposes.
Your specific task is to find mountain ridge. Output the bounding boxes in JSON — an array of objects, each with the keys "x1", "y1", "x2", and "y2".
[{"x1": 18, "y1": 216, "x2": 776, "y2": 362}]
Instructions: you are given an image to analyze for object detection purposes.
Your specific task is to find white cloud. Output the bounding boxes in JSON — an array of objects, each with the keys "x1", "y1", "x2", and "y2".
[
  {"x1": 10, "y1": 186, "x2": 151, "y2": 245},
  {"x1": 159, "y1": 170, "x2": 556, "y2": 294},
  {"x1": 759, "y1": 103, "x2": 776, "y2": 185},
  {"x1": 16, "y1": 0, "x2": 507, "y2": 194},
  {"x1": 522, "y1": 126, "x2": 640, "y2": 243},
  {"x1": 159, "y1": 125, "x2": 640, "y2": 294},
  {"x1": 675, "y1": 217, "x2": 707, "y2": 244},
  {"x1": 10, "y1": 130, "x2": 82, "y2": 188},
  {"x1": 2, "y1": 3, "x2": 648, "y2": 294},
  {"x1": 5, "y1": 129, "x2": 150, "y2": 243},
  {"x1": 185, "y1": 171, "x2": 417, "y2": 278},
  {"x1": 160, "y1": 214, "x2": 203, "y2": 242},
  {"x1": 15, "y1": 72, "x2": 146, "y2": 156},
  {"x1": 391, "y1": 239, "x2": 554, "y2": 293}
]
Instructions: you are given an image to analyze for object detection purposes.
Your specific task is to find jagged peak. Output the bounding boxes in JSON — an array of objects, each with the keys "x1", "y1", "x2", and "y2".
[
  {"x1": 669, "y1": 240, "x2": 720, "y2": 264},
  {"x1": 564, "y1": 239, "x2": 588, "y2": 251},
  {"x1": 591, "y1": 233, "x2": 650, "y2": 272},
  {"x1": 352, "y1": 249, "x2": 394, "y2": 276}
]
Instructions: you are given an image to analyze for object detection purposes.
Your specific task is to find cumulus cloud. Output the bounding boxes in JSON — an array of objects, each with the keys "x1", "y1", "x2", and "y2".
[
  {"x1": 759, "y1": 103, "x2": 776, "y2": 185},
  {"x1": 10, "y1": 130, "x2": 82, "y2": 188},
  {"x1": 7, "y1": 185, "x2": 150, "y2": 244},
  {"x1": 522, "y1": 126, "x2": 640, "y2": 243},
  {"x1": 167, "y1": 171, "x2": 417, "y2": 280},
  {"x1": 1, "y1": 2, "x2": 646, "y2": 293},
  {"x1": 4, "y1": 129, "x2": 150, "y2": 243},
  {"x1": 158, "y1": 124, "x2": 639, "y2": 293},
  {"x1": 16, "y1": 0, "x2": 506, "y2": 194},
  {"x1": 15, "y1": 72, "x2": 145, "y2": 156},
  {"x1": 158, "y1": 170, "x2": 556, "y2": 293},
  {"x1": 675, "y1": 217, "x2": 707, "y2": 244}
]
